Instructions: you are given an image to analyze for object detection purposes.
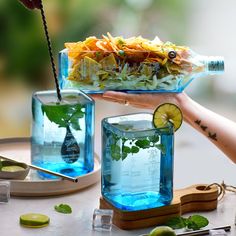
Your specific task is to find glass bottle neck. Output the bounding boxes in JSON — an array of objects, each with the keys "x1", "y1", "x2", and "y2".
[{"x1": 200, "y1": 56, "x2": 224, "y2": 75}]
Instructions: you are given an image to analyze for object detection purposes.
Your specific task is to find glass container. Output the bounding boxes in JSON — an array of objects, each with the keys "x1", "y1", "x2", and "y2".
[
  {"x1": 31, "y1": 90, "x2": 94, "y2": 179},
  {"x1": 101, "y1": 113, "x2": 174, "y2": 211},
  {"x1": 59, "y1": 47, "x2": 224, "y2": 93}
]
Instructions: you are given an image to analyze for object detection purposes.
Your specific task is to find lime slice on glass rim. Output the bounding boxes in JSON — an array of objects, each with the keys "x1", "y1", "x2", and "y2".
[
  {"x1": 1, "y1": 166, "x2": 25, "y2": 172},
  {"x1": 153, "y1": 103, "x2": 183, "y2": 131},
  {"x1": 19, "y1": 213, "x2": 50, "y2": 228}
]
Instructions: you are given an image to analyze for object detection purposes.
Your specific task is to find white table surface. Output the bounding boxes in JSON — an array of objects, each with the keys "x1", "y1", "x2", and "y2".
[
  {"x1": 1, "y1": 102, "x2": 236, "y2": 236},
  {"x1": 0, "y1": 182, "x2": 236, "y2": 236}
]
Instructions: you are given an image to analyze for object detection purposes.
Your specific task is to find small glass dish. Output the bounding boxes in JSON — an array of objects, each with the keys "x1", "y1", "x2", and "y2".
[{"x1": 0, "y1": 160, "x2": 30, "y2": 180}]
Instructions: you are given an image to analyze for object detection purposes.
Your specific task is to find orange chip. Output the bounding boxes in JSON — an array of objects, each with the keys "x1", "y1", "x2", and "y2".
[{"x1": 64, "y1": 33, "x2": 191, "y2": 68}]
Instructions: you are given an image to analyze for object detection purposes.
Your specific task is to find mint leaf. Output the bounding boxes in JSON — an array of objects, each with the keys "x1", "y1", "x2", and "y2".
[
  {"x1": 165, "y1": 215, "x2": 209, "y2": 230},
  {"x1": 135, "y1": 139, "x2": 150, "y2": 149},
  {"x1": 109, "y1": 134, "x2": 166, "y2": 161},
  {"x1": 187, "y1": 215, "x2": 209, "y2": 230},
  {"x1": 148, "y1": 135, "x2": 159, "y2": 143},
  {"x1": 123, "y1": 146, "x2": 131, "y2": 154},
  {"x1": 165, "y1": 216, "x2": 186, "y2": 229},
  {"x1": 69, "y1": 107, "x2": 84, "y2": 131},
  {"x1": 42, "y1": 103, "x2": 84, "y2": 131},
  {"x1": 122, "y1": 152, "x2": 128, "y2": 160},
  {"x1": 54, "y1": 204, "x2": 72, "y2": 214},
  {"x1": 155, "y1": 144, "x2": 166, "y2": 154},
  {"x1": 131, "y1": 146, "x2": 139, "y2": 154},
  {"x1": 42, "y1": 103, "x2": 69, "y2": 128},
  {"x1": 111, "y1": 144, "x2": 121, "y2": 161},
  {"x1": 185, "y1": 218, "x2": 199, "y2": 230}
]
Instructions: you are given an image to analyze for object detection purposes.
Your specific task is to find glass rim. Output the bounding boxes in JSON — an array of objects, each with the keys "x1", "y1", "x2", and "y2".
[
  {"x1": 102, "y1": 112, "x2": 174, "y2": 134},
  {"x1": 32, "y1": 89, "x2": 94, "y2": 102}
]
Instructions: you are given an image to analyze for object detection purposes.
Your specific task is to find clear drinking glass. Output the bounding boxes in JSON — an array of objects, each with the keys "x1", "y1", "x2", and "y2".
[
  {"x1": 101, "y1": 113, "x2": 174, "y2": 211},
  {"x1": 31, "y1": 90, "x2": 94, "y2": 179}
]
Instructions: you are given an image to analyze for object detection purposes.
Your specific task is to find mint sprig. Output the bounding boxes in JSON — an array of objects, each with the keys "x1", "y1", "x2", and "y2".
[
  {"x1": 42, "y1": 103, "x2": 84, "y2": 131},
  {"x1": 165, "y1": 215, "x2": 209, "y2": 230},
  {"x1": 110, "y1": 134, "x2": 166, "y2": 161},
  {"x1": 54, "y1": 204, "x2": 72, "y2": 214}
]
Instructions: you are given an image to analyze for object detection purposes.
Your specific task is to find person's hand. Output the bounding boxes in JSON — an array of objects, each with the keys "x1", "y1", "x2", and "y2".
[
  {"x1": 19, "y1": 0, "x2": 41, "y2": 9},
  {"x1": 91, "y1": 91, "x2": 189, "y2": 111}
]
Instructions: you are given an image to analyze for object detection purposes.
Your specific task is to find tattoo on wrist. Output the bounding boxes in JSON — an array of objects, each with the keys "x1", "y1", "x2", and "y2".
[
  {"x1": 194, "y1": 120, "x2": 217, "y2": 141},
  {"x1": 200, "y1": 125, "x2": 208, "y2": 131}
]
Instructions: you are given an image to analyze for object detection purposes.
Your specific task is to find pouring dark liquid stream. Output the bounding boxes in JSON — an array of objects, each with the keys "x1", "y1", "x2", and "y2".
[{"x1": 39, "y1": 1, "x2": 80, "y2": 163}]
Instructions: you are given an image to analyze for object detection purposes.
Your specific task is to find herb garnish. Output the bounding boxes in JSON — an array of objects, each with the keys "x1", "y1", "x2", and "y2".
[
  {"x1": 54, "y1": 204, "x2": 72, "y2": 214},
  {"x1": 110, "y1": 124, "x2": 166, "y2": 161},
  {"x1": 165, "y1": 215, "x2": 209, "y2": 230},
  {"x1": 42, "y1": 103, "x2": 84, "y2": 130}
]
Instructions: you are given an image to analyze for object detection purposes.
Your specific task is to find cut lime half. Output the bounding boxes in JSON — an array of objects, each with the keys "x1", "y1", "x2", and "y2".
[
  {"x1": 153, "y1": 103, "x2": 183, "y2": 131},
  {"x1": 20, "y1": 213, "x2": 50, "y2": 228}
]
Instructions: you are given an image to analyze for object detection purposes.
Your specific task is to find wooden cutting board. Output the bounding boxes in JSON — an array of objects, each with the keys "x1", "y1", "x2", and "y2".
[{"x1": 99, "y1": 184, "x2": 218, "y2": 230}]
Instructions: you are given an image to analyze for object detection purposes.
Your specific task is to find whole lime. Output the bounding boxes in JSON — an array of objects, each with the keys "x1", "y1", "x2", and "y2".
[{"x1": 149, "y1": 226, "x2": 176, "y2": 236}]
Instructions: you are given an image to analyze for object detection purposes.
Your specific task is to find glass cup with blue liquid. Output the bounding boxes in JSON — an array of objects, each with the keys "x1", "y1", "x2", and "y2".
[
  {"x1": 31, "y1": 90, "x2": 94, "y2": 179},
  {"x1": 101, "y1": 113, "x2": 174, "y2": 211}
]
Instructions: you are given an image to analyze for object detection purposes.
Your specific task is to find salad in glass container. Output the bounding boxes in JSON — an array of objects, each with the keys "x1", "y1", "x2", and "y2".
[{"x1": 59, "y1": 33, "x2": 224, "y2": 93}]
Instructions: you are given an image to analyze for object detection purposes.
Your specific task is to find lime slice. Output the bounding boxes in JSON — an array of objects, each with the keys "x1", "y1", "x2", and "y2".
[
  {"x1": 149, "y1": 226, "x2": 176, "y2": 236},
  {"x1": 2, "y1": 166, "x2": 25, "y2": 172},
  {"x1": 20, "y1": 213, "x2": 50, "y2": 228},
  {"x1": 153, "y1": 103, "x2": 183, "y2": 131}
]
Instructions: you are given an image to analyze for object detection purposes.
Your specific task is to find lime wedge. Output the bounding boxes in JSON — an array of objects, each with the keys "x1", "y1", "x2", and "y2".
[
  {"x1": 2, "y1": 166, "x2": 25, "y2": 172},
  {"x1": 20, "y1": 213, "x2": 50, "y2": 228},
  {"x1": 153, "y1": 103, "x2": 183, "y2": 131},
  {"x1": 149, "y1": 226, "x2": 176, "y2": 236}
]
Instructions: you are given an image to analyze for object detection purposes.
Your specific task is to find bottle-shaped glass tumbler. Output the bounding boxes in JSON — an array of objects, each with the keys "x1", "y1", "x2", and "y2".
[
  {"x1": 59, "y1": 35, "x2": 224, "y2": 93},
  {"x1": 101, "y1": 113, "x2": 174, "y2": 211},
  {"x1": 31, "y1": 90, "x2": 94, "y2": 179}
]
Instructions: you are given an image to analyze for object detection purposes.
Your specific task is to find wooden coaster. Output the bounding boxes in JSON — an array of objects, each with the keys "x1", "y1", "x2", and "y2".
[{"x1": 99, "y1": 184, "x2": 218, "y2": 230}]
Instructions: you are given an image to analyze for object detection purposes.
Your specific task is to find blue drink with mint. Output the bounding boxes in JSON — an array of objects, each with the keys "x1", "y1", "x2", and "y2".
[
  {"x1": 101, "y1": 113, "x2": 174, "y2": 211},
  {"x1": 31, "y1": 90, "x2": 94, "y2": 179}
]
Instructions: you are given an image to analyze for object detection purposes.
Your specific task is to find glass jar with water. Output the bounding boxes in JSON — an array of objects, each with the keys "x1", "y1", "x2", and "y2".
[
  {"x1": 31, "y1": 90, "x2": 94, "y2": 179},
  {"x1": 101, "y1": 113, "x2": 174, "y2": 211}
]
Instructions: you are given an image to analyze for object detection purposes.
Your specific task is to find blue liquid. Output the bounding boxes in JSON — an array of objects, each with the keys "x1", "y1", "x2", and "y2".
[
  {"x1": 31, "y1": 90, "x2": 94, "y2": 179},
  {"x1": 102, "y1": 113, "x2": 174, "y2": 211}
]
